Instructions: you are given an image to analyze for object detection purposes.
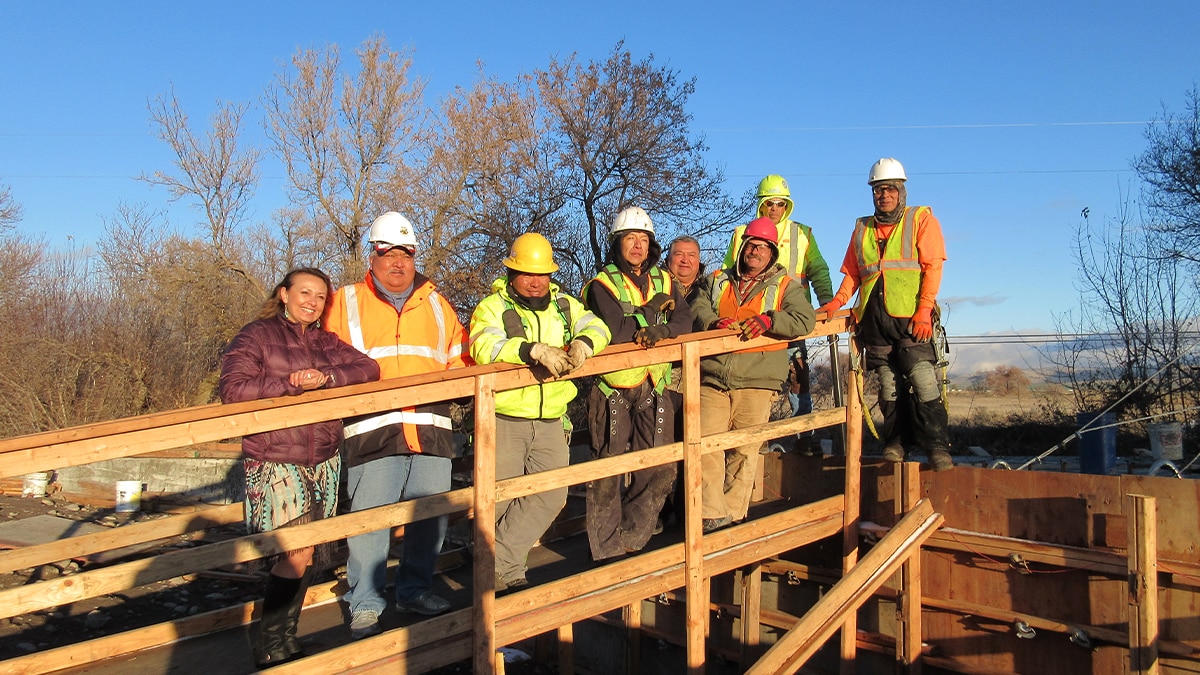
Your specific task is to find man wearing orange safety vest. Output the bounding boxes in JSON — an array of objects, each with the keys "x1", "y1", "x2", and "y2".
[
  {"x1": 724, "y1": 175, "x2": 833, "y2": 455},
  {"x1": 582, "y1": 206, "x2": 693, "y2": 561},
  {"x1": 324, "y1": 211, "x2": 471, "y2": 639},
  {"x1": 693, "y1": 217, "x2": 815, "y2": 532},
  {"x1": 818, "y1": 158, "x2": 952, "y2": 471}
]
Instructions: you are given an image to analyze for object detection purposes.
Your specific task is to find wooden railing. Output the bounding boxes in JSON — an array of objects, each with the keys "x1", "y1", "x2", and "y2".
[{"x1": 0, "y1": 315, "x2": 861, "y2": 674}]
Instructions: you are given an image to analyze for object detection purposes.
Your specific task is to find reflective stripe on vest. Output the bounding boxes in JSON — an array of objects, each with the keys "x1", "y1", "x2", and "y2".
[
  {"x1": 343, "y1": 409, "x2": 453, "y2": 439},
  {"x1": 851, "y1": 206, "x2": 927, "y2": 320},
  {"x1": 343, "y1": 285, "x2": 460, "y2": 365},
  {"x1": 588, "y1": 266, "x2": 672, "y2": 390}
]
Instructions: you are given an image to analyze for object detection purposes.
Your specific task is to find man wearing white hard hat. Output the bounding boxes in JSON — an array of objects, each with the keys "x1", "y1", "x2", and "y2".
[
  {"x1": 819, "y1": 159, "x2": 952, "y2": 471},
  {"x1": 324, "y1": 211, "x2": 472, "y2": 638}
]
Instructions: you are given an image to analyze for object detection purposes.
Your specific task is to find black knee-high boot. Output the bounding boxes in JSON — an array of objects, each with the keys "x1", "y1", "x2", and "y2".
[
  {"x1": 254, "y1": 573, "x2": 302, "y2": 667},
  {"x1": 282, "y1": 567, "x2": 314, "y2": 658}
]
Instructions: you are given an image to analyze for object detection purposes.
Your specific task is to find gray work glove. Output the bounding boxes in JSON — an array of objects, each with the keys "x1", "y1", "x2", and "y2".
[
  {"x1": 565, "y1": 340, "x2": 593, "y2": 372},
  {"x1": 529, "y1": 342, "x2": 571, "y2": 377}
]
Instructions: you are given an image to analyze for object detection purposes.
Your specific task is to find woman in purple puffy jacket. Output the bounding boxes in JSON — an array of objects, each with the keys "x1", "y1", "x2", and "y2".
[{"x1": 219, "y1": 267, "x2": 379, "y2": 668}]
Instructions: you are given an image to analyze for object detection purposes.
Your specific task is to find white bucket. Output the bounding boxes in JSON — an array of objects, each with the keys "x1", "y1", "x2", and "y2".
[
  {"x1": 1148, "y1": 422, "x2": 1183, "y2": 461},
  {"x1": 115, "y1": 480, "x2": 143, "y2": 513},
  {"x1": 22, "y1": 472, "x2": 50, "y2": 498}
]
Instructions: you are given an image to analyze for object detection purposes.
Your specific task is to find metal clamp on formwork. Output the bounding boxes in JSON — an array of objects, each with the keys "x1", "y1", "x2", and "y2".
[
  {"x1": 785, "y1": 570, "x2": 802, "y2": 586},
  {"x1": 655, "y1": 593, "x2": 671, "y2": 606},
  {"x1": 1014, "y1": 620, "x2": 1037, "y2": 639},
  {"x1": 1068, "y1": 626, "x2": 1093, "y2": 649},
  {"x1": 1008, "y1": 553, "x2": 1032, "y2": 575}
]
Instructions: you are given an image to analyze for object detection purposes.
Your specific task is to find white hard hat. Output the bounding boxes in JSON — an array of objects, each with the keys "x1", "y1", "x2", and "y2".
[
  {"x1": 367, "y1": 211, "x2": 418, "y2": 252},
  {"x1": 610, "y1": 206, "x2": 655, "y2": 239},
  {"x1": 868, "y1": 158, "x2": 907, "y2": 184}
]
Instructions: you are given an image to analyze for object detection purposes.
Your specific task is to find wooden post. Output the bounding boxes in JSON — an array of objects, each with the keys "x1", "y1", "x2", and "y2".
[
  {"x1": 474, "y1": 374, "x2": 498, "y2": 675},
  {"x1": 682, "y1": 341, "x2": 707, "y2": 674},
  {"x1": 558, "y1": 623, "x2": 574, "y2": 675},
  {"x1": 625, "y1": 600, "x2": 643, "y2": 674},
  {"x1": 897, "y1": 462, "x2": 922, "y2": 673},
  {"x1": 1127, "y1": 494, "x2": 1159, "y2": 675},
  {"x1": 841, "y1": 336, "x2": 864, "y2": 674},
  {"x1": 741, "y1": 563, "x2": 763, "y2": 669}
]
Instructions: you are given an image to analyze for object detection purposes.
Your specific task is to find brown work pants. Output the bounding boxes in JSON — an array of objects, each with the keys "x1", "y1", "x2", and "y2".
[{"x1": 585, "y1": 381, "x2": 677, "y2": 560}]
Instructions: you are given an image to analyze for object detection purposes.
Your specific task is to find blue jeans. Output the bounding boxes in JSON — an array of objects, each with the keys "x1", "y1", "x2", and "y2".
[{"x1": 344, "y1": 454, "x2": 451, "y2": 616}]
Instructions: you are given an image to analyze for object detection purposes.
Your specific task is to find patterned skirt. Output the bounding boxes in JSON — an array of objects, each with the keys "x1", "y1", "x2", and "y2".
[{"x1": 243, "y1": 454, "x2": 340, "y2": 569}]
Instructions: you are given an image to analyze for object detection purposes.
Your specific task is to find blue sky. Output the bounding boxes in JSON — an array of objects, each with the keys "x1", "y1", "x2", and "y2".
[{"x1": 2, "y1": 1, "x2": 1198, "y2": 357}]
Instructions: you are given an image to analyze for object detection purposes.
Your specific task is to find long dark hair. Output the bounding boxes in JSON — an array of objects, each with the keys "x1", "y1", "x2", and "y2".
[{"x1": 257, "y1": 267, "x2": 334, "y2": 322}]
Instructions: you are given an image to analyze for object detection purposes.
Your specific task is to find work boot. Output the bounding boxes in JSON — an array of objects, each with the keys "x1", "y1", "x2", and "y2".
[
  {"x1": 882, "y1": 442, "x2": 905, "y2": 463},
  {"x1": 929, "y1": 449, "x2": 954, "y2": 472},
  {"x1": 253, "y1": 574, "x2": 302, "y2": 668}
]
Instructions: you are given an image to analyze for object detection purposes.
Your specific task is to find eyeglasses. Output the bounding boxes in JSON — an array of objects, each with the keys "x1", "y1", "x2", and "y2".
[
  {"x1": 743, "y1": 241, "x2": 774, "y2": 253},
  {"x1": 872, "y1": 185, "x2": 899, "y2": 196},
  {"x1": 763, "y1": 200, "x2": 787, "y2": 208}
]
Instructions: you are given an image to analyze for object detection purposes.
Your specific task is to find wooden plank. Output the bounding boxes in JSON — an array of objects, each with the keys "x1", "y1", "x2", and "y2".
[
  {"x1": 474, "y1": 374, "x2": 498, "y2": 675},
  {"x1": 494, "y1": 497, "x2": 846, "y2": 645},
  {"x1": 899, "y1": 461, "x2": 923, "y2": 674},
  {"x1": 0, "y1": 502, "x2": 243, "y2": 573},
  {"x1": 746, "y1": 500, "x2": 943, "y2": 675},
  {"x1": 841, "y1": 335, "x2": 865, "y2": 675},
  {"x1": 0, "y1": 575, "x2": 340, "y2": 675},
  {"x1": 1128, "y1": 494, "x2": 1159, "y2": 674},
  {"x1": 741, "y1": 563, "x2": 763, "y2": 669},
  {"x1": 0, "y1": 487, "x2": 474, "y2": 620},
  {"x1": 682, "y1": 340, "x2": 706, "y2": 675},
  {"x1": 268, "y1": 608, "x2": 474, "y2": 675},
  {"x1": 624, "y1": 598, "x2": 643, "y2": 674},
  {"x1": 558, "y1": 623, "x2": 574, "y2": 675}
]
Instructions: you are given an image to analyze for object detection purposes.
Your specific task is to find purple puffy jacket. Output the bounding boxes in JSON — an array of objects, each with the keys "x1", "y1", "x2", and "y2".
[{"x1": 219, "y1": 314, "x2": 380, "y2": 465}]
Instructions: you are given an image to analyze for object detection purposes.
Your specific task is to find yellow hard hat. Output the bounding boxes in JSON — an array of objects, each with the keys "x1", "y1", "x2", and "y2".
[{"x1": 503, "y1": 233, "x2": 559, "y2": 274}]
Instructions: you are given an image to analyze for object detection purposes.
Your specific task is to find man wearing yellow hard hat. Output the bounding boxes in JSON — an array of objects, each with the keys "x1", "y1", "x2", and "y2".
[{"x1": 469, "y1": 232, "x2": 611, "y2": 592}]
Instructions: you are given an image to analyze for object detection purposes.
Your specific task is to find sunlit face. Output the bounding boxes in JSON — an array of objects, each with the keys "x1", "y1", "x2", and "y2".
[
  {"x1": 280, "y1": 273, "x2": 329, "y2": 327},
  {"x1": 667, "y1": 240, "x2": 701, "y2": 286},
  {"x1": 370, "y1": 246, "x2": 416, "y2": 294},
  {"x1": 739, "y1": 238, "x2": 775, "y2": 277},
  {"x1": 760, "y1": 199, "x2": 788, "y2": 225},
  {"x1": 510, "y1": 271, "x2": 550, "y2": 299},
  {"x1": 872, "y1": 183, "x2": 901, "y2": 213},
  {"x1": 619, "y1": 231, "x2": 650, "y2": 268}
]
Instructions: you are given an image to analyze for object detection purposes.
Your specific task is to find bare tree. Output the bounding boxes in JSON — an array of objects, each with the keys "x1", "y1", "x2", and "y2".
[
  {"x1": 533, "y1": 42, "x2": 739, "y2": 285},
  {"x1": 1051, "y1": 200, "x2": 1200, "y2": 420},
  {"x1": 141, "y1": 87, "x2": 264, "y2": 296},
  {"x1": 413, "y1": 69, "x2": 568, "y2": 306},
  {"x1": 263, "y1": 35, "x2": 426, "y2": 285},
  {"x1": 0, "y1": 182, "x2": 22, "y2": 235},
  {"x1": 1134, "y1": 86, "x2": 1200, "y2": 263}
]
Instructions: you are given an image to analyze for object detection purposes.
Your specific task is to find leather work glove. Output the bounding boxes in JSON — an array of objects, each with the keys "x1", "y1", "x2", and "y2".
[
  {"x1": 633, "y1": 324, "x2": 671, "y2": 348},
  {"x1": 529, "y1": 342, "x2": 572, "y2": 376},
  {"x1": 565, "y1": 339, "x2": 593, "y2": 371},
  {"x1": 737, "y1": 313, "x2": 772, "y2": 341},
  {"x1": 908, "y1": 306, "x2": 934, "y2": 342},
  {"x1": 816, "y1": 301, "x2": 842, "y2": 319},
  {"x1": 712, "y1": 317, "x2": 737, "y2": 330},
  {"x1": 646, "y1": 292, "x2": 675, "y2": 314}
]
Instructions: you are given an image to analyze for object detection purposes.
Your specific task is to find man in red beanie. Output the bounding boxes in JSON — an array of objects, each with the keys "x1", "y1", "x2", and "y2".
[{"x1": 692, "y1": 217, "x2": 815, "y2": 532}]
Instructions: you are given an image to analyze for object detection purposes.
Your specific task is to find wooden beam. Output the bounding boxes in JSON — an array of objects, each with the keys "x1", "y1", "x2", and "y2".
[
  {"x1": 841, "y1": 335, "x2": 865, "y2": 675},
  {"x1": 741, "y1": 563, "x2": 763, "y2": 670},
  {"x1": 494, "y1": 497, "x2": 845, "y2": 645},
  {"x1": 0, "y1": 487, "x2": 474, "y2": 620},
  {"x1": 558, "y1": 623, "x2": 574, "y2": 675},
  {"x1": 474, "y1": 374, "x2": 498, "y2": 675},
  {"x1": 682, "y1": 341, "x2": 707, "y2": 675},
  {"x1": 746, "y1": 499, "x2": 943, "y2": 675},
  {"x1": 1128, "y1": 494, "x2": 1159, "y2": 674},
  {"x1": 624, "y1": 598, "x2": 643, "y2": 674},
  {"x1": 898, "y1": 461, "x2": 923, "y2": 673},
  {"x1": 0, "y1": 502, "x2": 243, "y2": 573},
  {"x1": 268, "y1": 608, "x2": 474, "y2": 674}
]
